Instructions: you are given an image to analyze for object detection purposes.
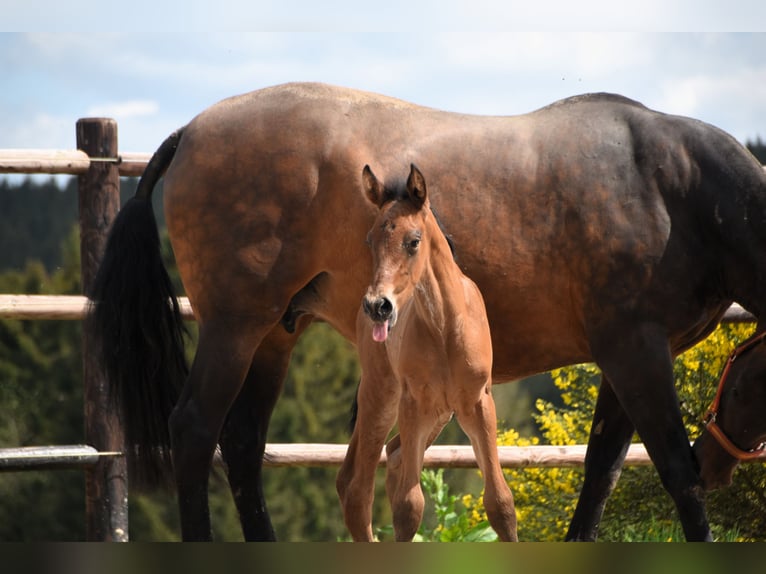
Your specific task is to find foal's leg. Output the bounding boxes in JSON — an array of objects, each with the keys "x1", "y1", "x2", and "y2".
[
  {"x1": 455, "y1": 384, "x2": 517, "y2": 541},
  {"x1": 565, "y1": 376, "x2": 635, "y2": 541},
  {"x1": 169, "y1": 318, "x2": 264, "y2": 541},
  {"x1": 387, "y1": 388, "x2": 437, "y2": 541},
  {"x1": 336, "y1": 357, "x2": 399, "y2": 541},
  {"x1": 219, "y1": 325, "x2": 304, "y2": 541},
  {"x1": 384, "y1": 415, "x2": 450, "y2": 517}
]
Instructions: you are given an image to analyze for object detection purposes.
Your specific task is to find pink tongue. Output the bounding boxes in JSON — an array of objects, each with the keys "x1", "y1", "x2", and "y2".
[{"x1": 372, "y1": 321, "x2": 389, "y2": 343}]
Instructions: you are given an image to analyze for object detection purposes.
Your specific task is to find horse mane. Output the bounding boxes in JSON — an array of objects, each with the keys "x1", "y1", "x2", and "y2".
[{"x1": 430, "y1": 206, "x2": 456, "y2": 257}]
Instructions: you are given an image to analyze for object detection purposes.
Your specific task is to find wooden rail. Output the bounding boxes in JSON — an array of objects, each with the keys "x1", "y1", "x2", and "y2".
[
  {"x1": 0, "y1": 149, "x2": 151, "y2": 177},
  {"x1": 261, "y1": 442, "x2": 766, "y2": 467},
  {"x1": 0, "y1": 445, "x2": 120, "y2": 472},
  {"x1": 0, "y1": 443, "x2": 656, "y2": 471},
  {"x1": 3, "y1": 441, "x2": 766, "y2": 472},
  {"x1": 0, "y1": 294, "x2": 195, "y2": 320},
  {"x1": 260, "y1": 443, "x2": 653, "y2": 468}
]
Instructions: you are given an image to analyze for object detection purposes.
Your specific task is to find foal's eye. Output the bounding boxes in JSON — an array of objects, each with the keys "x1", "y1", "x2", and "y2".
[{"x1": 406, "y1": 238, "x2": 421, "y2": 255}]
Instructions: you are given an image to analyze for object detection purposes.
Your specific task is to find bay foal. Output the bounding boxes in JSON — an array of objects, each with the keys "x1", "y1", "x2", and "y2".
[{"x1": 336, "y1": 164, "x2": 517, "y2": 541}]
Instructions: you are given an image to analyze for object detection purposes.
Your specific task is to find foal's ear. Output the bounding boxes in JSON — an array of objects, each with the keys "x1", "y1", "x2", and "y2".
[
  {"x1": 406, "y1": 163, "x2": 427, "y2": 208},
  {"x1": 362, "y1": 165, "x2": 386, "y2": 207}
]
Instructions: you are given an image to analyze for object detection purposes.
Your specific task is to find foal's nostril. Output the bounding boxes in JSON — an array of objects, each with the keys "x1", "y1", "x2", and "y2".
[
  {"x1": 362, "y1": 297, "x2": 374, "y2": 317},
  {"x1": 377, "y1": 297, "x2": 393, "y2": 319}
]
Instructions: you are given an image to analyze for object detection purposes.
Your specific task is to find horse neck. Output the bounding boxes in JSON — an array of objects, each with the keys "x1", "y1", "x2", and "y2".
[{"x1": 411, "y1": 223, "x2": 466, "y2": 335}]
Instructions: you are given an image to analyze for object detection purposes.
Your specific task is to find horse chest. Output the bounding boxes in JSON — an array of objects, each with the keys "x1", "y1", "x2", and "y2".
[{"x1": 384, "y1": 316, "x2": 487, "y2": 403}]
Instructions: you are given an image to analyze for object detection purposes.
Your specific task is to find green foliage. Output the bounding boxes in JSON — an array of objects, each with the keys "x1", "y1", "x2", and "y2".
[
  {"x1": 415, "y1": 469, "x2": 497, "y2": 542},
  {"x1": 0, "y1": 177, "x2": 141, "y2": 275},
  {"x1": 372, "y1": 469, "x2": 497, "y2": 542},
  {"x1": 0, "y1": 227, "x2": 86, "y2": 540},
  {"x1": 747, "y1": 137, "x2": 766, "y2": 165},
  {"x1": 0, "y1": 177, "x2": 78, "y2": 272}
]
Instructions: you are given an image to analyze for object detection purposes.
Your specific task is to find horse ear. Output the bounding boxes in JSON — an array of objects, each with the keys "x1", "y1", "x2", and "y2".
[
  {"x1": 407, "y1": 163, "x2": 427, "y2": 208},
  {"x1": 362, "y1": 165, "x2": 385, "y2": 207}
]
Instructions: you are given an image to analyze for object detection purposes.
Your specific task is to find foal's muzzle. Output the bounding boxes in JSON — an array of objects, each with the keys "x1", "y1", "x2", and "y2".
[{"x1": 363, "y1": 296, "x2": 394, "y2": 323}]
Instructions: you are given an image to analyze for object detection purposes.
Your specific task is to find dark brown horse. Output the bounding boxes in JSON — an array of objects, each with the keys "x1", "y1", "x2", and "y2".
[
  {"x1": 90, "y1": 82, "x2": 766, "y2": 541},
  {"x1": 336, "y1": 164, "x2": 516, "y2": 541}
]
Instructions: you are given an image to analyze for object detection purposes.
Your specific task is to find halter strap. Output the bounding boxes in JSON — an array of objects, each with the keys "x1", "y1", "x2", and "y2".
[{"x1": 703, "y1": 331, "x2": 766, "y2": 461}]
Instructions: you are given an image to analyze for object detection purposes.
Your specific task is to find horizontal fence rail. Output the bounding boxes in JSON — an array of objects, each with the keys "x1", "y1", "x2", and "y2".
[
  {"x1": 0, "y1": 149, "x2": 151, "y2": 177},
  {"x1": 259, "y1": 442, "x2": 766, "y2": 467},
  {"x1": 0, "y1": 294, "x2": 195, "y2": 320},
  {"x1": 261, "y1": 443, "x2": 655, "y2": 468},
  {"x1": 0, "y1": 445, "x2": 121, "y2": 472},
  {"x1": 4, "y1": 442, "x2": 764, "y2": 472}
]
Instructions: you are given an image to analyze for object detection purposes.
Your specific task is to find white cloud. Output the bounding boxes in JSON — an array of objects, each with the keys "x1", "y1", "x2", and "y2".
[
  {"x1": 9, "y1": 113, "x2": 72, "y2": 149},
  {"x1": 85, "y1": 100, "x2": 160, "y2": 120},
  {"x1": 657, "y1": 65, "x2": 766, "y2": 141},
  {"x1": 435, "y1": 33, "x2": 653, "y2": 77}
]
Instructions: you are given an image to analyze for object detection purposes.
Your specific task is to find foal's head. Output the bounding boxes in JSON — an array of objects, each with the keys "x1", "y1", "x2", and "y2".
[{"x1": 361, "y1": 164, "x2": 445, "y2": 343}]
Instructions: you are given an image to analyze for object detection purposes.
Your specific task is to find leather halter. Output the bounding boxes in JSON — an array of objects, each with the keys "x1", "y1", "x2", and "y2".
[{"x1": 703, "y1": 331, "x2": 766, "y2": 461}]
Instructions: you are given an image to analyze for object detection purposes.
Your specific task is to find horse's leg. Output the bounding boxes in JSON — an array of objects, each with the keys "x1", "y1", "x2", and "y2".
[
  {"x1": 565, "y1": 376, "x2": 635, "y2": 541},
  {"x1": 589, "y1": 323, "x2": 712, "y2": 541},
  {"x1": 455, "y1": 385, "x2": 518, "y2": 541},
  {"x1": 387, "y1": 388, "x2": 436, "y2": 542},
  {"x1": 383, "y1": 415, "x2": 450, "y2": 517},
  {"x1": 219, "y1": 325, "x2": 304, "y2": 541},
  {"x1": 336, "y1": 360, "x2": 399, "y2": 541},
  {"x1": 169, "y1": 318, "x2": 264, "y2": 541}
]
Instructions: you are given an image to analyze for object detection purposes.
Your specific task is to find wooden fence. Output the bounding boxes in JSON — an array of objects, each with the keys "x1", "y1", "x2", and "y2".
[{"x1": 0, "y1": 118, "x2": 762, "y2": 541}]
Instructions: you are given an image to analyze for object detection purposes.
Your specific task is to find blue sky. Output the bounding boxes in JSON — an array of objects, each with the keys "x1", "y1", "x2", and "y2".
[{"x1": 2, "y1": 3, "x2": 766, "y2": 159}]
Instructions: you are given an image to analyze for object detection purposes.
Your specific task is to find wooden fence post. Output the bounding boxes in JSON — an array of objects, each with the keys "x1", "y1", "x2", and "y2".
[{"x1": 76, "y1": 118, "x2": 129, "y2": 542}]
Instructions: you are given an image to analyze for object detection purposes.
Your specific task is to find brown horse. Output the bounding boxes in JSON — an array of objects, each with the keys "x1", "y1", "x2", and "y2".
[
  {"x1": 336, "y1": 164, "x2": 516, "y2": 541},
  {"x1": 89, "y1": 82, "x2": 766, "y2": 541}
]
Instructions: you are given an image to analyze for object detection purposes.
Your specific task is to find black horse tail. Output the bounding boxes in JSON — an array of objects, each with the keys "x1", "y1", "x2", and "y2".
[{"x1": 88, "y1": 127, "x2": 187, "y2": 488}]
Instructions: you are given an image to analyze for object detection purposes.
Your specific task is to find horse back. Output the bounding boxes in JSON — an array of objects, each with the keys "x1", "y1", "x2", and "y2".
[{"x1": 156, "y1": 82, "x2": 766, "y2": 378}]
